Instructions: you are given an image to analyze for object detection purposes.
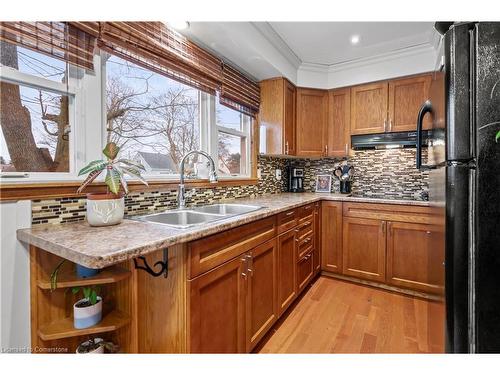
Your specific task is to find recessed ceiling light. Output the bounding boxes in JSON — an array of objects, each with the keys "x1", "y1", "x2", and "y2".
[
  {"x1": 350, "y1": 35, "x2": 360, "y2": 45},
  {"x1": 168, "y1": 21, "x2": 190, "y2": 30}
]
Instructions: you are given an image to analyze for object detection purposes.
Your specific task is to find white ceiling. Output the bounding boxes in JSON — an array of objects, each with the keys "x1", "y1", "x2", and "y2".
[
  {"x1": 182, "y1": 22, "x2": 439, "y2": 88},
  {"x1": 267, "y1": 22, "x2": 435, "y2": 66}
]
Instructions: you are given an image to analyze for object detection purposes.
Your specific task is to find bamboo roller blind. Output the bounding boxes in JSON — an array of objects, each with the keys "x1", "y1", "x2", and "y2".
[
  {"x1": 0, "y1": 22, "x2": 96, "y2": 70},
  {"x1": 0, "y1": 21, "x2": 260, "y2": 116}
]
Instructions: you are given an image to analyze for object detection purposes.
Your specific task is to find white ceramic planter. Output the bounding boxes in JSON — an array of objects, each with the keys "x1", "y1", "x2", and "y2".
[
  {"x1": 76, "y1": 338, "x2": 104, "y2": 354},
  {"x1": 73, "y1": 297, "x2": 102, "y2": 329},
  {"x1": 86, "y1": 193, "x2": 124, "y2": 227}
]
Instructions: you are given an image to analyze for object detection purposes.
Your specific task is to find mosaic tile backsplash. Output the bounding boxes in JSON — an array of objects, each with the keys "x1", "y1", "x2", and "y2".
[{"x1": 31, "y1": 149, "x2": 428, "y2": 226}]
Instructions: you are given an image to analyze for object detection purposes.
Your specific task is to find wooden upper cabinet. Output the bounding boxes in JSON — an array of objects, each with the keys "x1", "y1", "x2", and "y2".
[
  {"x1": 327, "y1": 88, "x2": 351, "y2": 157},
  {"x1": 342, "y1": 217, "x2": 386, "y2": 282},
  {"x1": 350, "y1": 82, "x2": 388, "y2": 135},
  {"x1": 189, "y1": 256, "x2": 247, "y2": 353},
  {"x1": 296, "y1": 88, "x2": 328, "y2": 157},
  {"x1": 283, "y1": 80, "x2": 297, "y2": 155},
  {"x1": 388, "y1": 74, "x2": 432, "y2": 132},
  {"x1": 386, "y1": 221, "x2": 444, "y2": 294},
  {"x1": 245, "y1": 239, "x2": 278, "y2": 352},
  {"x1": 321, "y1": 201, "x2": 343, "y2": 274},
  {"x1": 259, "y1": 77, "x2": 296, "y2": 155}
]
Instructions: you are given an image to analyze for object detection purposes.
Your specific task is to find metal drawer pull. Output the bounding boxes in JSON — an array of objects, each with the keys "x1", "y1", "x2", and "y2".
[{"x1": 285, "y1": 211, "x2": 295, "y2": 216}]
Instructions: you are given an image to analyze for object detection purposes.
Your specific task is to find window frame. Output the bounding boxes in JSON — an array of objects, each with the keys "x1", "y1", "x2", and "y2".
[
  {"x1": 0, "y1": 62, "x2": 81, "y2": 181},
  {"x1": 0, "y1": 48, "x2": 255, "y2": 188},
  {"x1": 209, "y1": 95, "x2": 251, "y2": 178}
]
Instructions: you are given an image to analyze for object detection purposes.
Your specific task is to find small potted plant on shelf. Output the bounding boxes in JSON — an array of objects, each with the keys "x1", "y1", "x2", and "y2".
[
  {"x1": 50, "y1": 260, "x2": 100, "y2": 291},
  {"x1": 76, "y1": 337, "x2": 119, "y2": 354},
  {"x1": 72, "y1": 285, "x2": 103, "y2": 329},
  {"x1": 77, "y1": 142, "x2": 148, "y2": 227}
]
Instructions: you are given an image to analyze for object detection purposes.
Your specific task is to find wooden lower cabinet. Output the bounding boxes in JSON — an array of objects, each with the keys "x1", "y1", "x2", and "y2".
[
  {"x1": 189, "y1": 256, "x2": 247, "y2": 353},
  {"x1": 342, "y1": 217, "x2": 386, "y2": 282},
  {"x1": 321, "y1": 201, "x2": 343, "y2": 273},
  {"x1": 313, "y1": 202, "x2": 321, "y2": 274},
  {"x1": 297, "y1": 250, "x2": 314, "y2": 292},
  {"x1": 245, "y1": 239, "x2": 278, "y2": 351},
  {"x1": 277, "y1": 229, "x2": 297, "y2": 315},
  {"x1": 386, "y1": 221, "x2": 445, "y2": 293}
]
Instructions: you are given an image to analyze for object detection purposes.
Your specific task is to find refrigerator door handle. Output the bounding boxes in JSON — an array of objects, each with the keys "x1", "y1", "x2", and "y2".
[{"x1": 416, "y1": 100, "x2": 433, "y2": 170}]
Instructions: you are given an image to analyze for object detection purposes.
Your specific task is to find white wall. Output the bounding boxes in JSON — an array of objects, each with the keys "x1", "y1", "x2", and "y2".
[
  {"x1": 297, "y1": 45, "x2": 438, "y2": 89},
  {"x1": 0, "y1": 200, "x2": 31, "y2": 351}
]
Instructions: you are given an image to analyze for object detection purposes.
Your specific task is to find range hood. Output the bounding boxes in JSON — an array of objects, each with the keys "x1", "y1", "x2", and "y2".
[{"x1": 351, "y1": 130, "x2": 433, "y2": 150}]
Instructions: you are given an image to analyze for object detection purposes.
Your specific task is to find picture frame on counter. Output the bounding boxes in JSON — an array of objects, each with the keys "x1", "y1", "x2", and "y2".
[{"x1": 315, "y1": 175, "x2": 332, "y2": 193}]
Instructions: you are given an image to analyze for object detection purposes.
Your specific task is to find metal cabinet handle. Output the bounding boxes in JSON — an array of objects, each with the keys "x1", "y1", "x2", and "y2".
[
  {"x1": 246, "y1": 254, "x2": 253, "y2": 276},
  {"x1": 241, "y1": 257, "x2": 248, "y2": 279},
  {"x1": 285, "y1": 141, "x2": 289, "y2": 155},
  {"x1": 345, "y1": 143, "x2": 348, "y2": 156},
  {"x1": 325, "y1": 145, "x2": 328, "y2": 156},
  {"x1": 381, "y1": 221, "x2": 386, "y2": 234},
  {"x1": 384, "y1": 118, "x2": 387, "y2": 131},
  {"x1": 389, "y1": 118, "x2": 393, "y2": 131},
  {"x1": 285, "y1": 211, "x2": 295, "y2": 216}
]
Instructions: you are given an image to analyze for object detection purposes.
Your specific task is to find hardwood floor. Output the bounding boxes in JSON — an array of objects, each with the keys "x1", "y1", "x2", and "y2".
[{"x1": 256, "y1": 276, "x2": 445, "y2": 353}]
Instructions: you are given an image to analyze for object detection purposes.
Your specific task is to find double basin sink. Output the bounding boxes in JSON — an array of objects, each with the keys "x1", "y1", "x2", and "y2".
[{"x1": 132, "y1": 203, "x2": 263, "y2": 229}]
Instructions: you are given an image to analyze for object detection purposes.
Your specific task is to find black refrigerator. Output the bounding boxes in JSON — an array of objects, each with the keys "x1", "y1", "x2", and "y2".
[{"x1": 417, "y1": 22, "x2": 500, "y2": 353}]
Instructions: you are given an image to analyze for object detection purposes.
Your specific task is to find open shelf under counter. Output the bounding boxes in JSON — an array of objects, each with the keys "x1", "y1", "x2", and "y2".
[
  {"x1": 37, "y1": 310, "x2": 131, "y2": 341},
  {"x1": 37, "y1": 266, "x2": 131, "y2": 290}
]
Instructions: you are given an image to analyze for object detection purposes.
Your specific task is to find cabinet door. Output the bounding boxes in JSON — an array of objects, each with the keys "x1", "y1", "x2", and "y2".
[
  {"x1": 342, "y1": 217, "x2": 386, "y2": 282},
  {"x1": 313, "y1": 202, "x2": 321, "y2": 274},
  {"x1": 327, "y1": 88, "x2": 350, "y2": 157},
  {"x1": 245, "y1": 239, "x2": 278, "y2": 351},
  {"x1": 321, "y1": 201, "x2": 343, "y2": 273},
  {"x1": 386, "y1": 221, "x2": 445, "y2": 293},
  {"x1": 277, "y1": 229, "x2": 297, "y2": 315},
  {"x1": 189, "y1": 256, "x2": 247, "y2": 353},
  {"x1": 284, "y1": 79, "x2": 296, "y2": 155},
  {"x1": 297, "y1": 251, "x2": 314, "y2": 292},
  {"x1": 350, "y1": 82, "x2": 388, "y2": 135},
  {"x1": 388, "y1": 74, "x2": 432, "y2": 132},
  {"x1": 296, "y1": 88, "x2": 328, "y2": 157}
]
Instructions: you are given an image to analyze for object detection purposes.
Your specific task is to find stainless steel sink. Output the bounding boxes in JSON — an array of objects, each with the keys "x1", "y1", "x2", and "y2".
[
  {"x1": 192, "y1": 203, "x2": 262, "y2": 216},
  {"x1": 134, "y1": 210, "x2": 222, "y2": 229},
  {"x1": 132, "y1": 203, "x2": 263, "y2": 229}
]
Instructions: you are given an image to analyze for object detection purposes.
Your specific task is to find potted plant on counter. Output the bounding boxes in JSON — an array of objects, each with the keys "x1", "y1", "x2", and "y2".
[
  {"x1": 77, "y1": 142, "x2": 148, "y2": 227},
  {"x1": 72, "y1": 286, "x2": 103, "y2": 329},
  {"x1": 76, "y1": 338, "x2": 119, "y2": 354}
]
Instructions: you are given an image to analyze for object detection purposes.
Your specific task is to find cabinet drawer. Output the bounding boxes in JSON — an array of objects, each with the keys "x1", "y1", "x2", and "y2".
[
  {"x1": 277, "y1": 209, "x2": 299, "y2": 234},
  {"x1": 297, "y1": 250, "x2": 314, "y2": 292},
  {"x1": 297, "y1": 235, "x2": 313, "y2": 259},
  {"x1": 296, "y1": 214, "x2": 313, "y2": 240},
  {"x1": 298, "y1": 203, "x2": 314, "y2": 219},
  {"x1": 188, "y1": 216, "x2": 277, "y2": 279},
  {"x1": 343, "y1": 202, "x2": 441, "y2": 225}
]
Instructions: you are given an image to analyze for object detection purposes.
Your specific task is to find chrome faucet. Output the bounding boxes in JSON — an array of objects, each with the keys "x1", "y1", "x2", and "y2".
[{"x1": 178, "y1": 150, "x2": 218, "y2": 209}]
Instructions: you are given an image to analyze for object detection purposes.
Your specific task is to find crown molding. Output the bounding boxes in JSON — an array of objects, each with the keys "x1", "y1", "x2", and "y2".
[
  {"x1": 251, "y1": 22, "x2": 302, "y2": 69},
  {"x1": 298, "y1": 43, "x2": 436, "y2": 75}
]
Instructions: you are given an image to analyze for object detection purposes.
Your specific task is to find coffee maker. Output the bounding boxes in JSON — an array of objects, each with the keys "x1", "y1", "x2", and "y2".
[{"x1": 287, "y1": 166, "x2": 305, "y2": 193}]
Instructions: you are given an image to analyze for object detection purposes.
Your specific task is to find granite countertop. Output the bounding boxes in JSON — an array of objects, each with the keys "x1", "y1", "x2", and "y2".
[{"x1": 17, "y1": 193, "x2": 430, "y2": 268}]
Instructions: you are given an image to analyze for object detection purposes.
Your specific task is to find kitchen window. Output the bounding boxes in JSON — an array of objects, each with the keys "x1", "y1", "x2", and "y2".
[
  {"x1": 104, "y1": 54, "x2": 251, "y2": 180},
  {"x1": 213, "y1": 100, "x2": 250, "y2": 176},
  {"x1": 1, "y1": 44, "x2": 254, "y2": 183},
  {"x1": 104, "y1": 54, "x2": 202, "y2": 178},
  {"x1": 0, "y1": 41, "x2": 79, "y2": 179}
]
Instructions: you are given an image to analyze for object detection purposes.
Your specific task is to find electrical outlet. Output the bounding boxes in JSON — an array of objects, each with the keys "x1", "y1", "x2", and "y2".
[
  {"x1": 275, "y1": 169, "x2": 282, "y2": 181},
  {"x1": 257, "y1": 168, "x2": 262, "y2": 179}
]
